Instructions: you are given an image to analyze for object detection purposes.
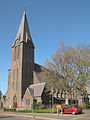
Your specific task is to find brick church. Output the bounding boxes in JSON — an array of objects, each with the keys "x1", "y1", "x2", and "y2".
[{"x1": 1, "y1": 12, "x2": 83, "y2": 109}]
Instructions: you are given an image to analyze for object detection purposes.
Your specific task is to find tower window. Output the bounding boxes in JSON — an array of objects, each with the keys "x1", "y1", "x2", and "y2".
[
  {"x1": 13, "y1": 69, "x2": 15, "y2": 90},
  {"x1": 16, "y1": 68, "x2": 18, "y2": 90},
  {"x1": 17, "y1": 46, "x2": 20, "y2": 59},
  {"x1": 14, "y1": 47, "x2": 16, "y2": 61}
]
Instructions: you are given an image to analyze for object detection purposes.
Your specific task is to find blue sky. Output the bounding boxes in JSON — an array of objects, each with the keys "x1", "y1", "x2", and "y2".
[{"x1": 0, "y1": 0, "x2": 90, "y2": 94}]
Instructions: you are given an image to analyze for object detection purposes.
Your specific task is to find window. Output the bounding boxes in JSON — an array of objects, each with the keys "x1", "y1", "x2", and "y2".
[
  {"x1": 69, "y1": 106, "x2": 73, "y2": 108},
  {"x1": 64, "y1": 106, "x2": 72, "y2": 109},
  {"x1": 26, "y1": 99, "x2": 30, "y2": 106},
  {"x1": 14, "y1": 47, "x2": 16, "y2": 61},
  {"x1": 74, "y1": 105, "x2": 80, "y2": 108},
  {"x1": 13, "y1": 69, "x2": 15, "y2": 90},
  {"x1": 16, "y1": 68, "x2": 18, "y2": 90},
  {"x1": 33, "y1": 99, "x2": 37, "y2": 104},
  {"x1": 27, "y1": 99, "x2": 30, "y2": 105},
  {"x1": 26, "y1": 99, "x2": 27, "y2": 105},
  {"x1": 17, "y1": 46, "x2": 20, "y2": 59}
]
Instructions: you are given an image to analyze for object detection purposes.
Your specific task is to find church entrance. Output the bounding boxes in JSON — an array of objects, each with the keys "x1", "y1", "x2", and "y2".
[
  {"x1": 13, "y1": 96, "x2": 17, "y2": 108},
  {"x1": 1, "y1": 102, "x2": 3, "y2": 108}
]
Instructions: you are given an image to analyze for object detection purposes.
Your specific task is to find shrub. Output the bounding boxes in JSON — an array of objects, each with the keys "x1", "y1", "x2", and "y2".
[
  {"x1": 18, "y1": 108, "x2": 57, "y2": 113},
  {"x1": 5, "y1": 108, "x2": 16, "y2": 112}
]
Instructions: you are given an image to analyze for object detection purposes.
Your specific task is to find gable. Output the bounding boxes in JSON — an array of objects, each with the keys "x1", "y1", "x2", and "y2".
[
  {"x1": 29, "y1": 83, "x2": 46, "y2": 97},
  {"x1": 23, "y1": 87, "x2": 34, "y2": 100}
]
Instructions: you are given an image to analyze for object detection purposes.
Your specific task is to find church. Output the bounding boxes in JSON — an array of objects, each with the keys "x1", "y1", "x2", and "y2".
[
  {"x1": 1, "y1": 12, "x2": 84, "y2": 109},
  {"x1": 1, "y1": 12, "x2": 50, "y2": 109}
]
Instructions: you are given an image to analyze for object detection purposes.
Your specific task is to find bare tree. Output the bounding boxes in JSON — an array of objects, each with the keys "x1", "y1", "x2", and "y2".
[
  {"x1": 40, "y1": 41, "x2": 89, "y2": 105},
  {"x1": 73, "y1": 44, "x2": 90, "y2": 105}
]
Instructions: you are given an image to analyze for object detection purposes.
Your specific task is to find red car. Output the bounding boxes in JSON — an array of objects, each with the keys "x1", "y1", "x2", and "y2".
[{"x1": 59, "y1": 105, "x2": 82, "y2": 115}]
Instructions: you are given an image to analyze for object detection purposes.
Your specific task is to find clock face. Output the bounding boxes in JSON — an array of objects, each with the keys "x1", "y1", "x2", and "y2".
[{"x1": 16, "y1": 39, "x2": 20, "y2": 45}]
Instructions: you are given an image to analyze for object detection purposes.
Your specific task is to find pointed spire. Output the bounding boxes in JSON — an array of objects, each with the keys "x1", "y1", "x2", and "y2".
[{"x1": 15, "y1": 11, "x2": 33, "y2": 43}]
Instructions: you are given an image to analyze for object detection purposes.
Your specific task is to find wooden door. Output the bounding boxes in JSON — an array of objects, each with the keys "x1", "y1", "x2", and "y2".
[
  {"x1": 13, "y1": 96, "x2": 17, "y2": 108},
  {"x1": 13, "y1": 102, "x2": 17, "y2": 108},
  {"x1": 1, "y1": 103, "x2": 3, "y2": 108}
]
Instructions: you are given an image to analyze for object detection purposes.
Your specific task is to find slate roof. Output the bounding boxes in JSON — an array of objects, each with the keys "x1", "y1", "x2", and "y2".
[
  {"x1": 29, "y1": 88, "x2": 34, "y2": 97},
  {"x1": 34, "y1": 63, "x2": 64, "y2": 83},
  {"x1": 34, "y1": 63, "x2": 42, "y2": 73},
  {"x1": 34, "y1": 63, "x2": 43, "y2": 83},
  {"x1": 29, "y1": 83, "x2": 46, "y2": 97}
]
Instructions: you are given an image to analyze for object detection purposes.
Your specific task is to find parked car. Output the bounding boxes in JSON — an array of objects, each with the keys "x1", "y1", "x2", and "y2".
[{"x1": 59, "y1": 105, "x2": 82, "y2": 115}]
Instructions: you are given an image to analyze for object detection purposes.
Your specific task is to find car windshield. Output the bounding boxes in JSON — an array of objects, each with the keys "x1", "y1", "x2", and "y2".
[
  {"x1": 64, "y1": 106, "x2": 73, "y2": 109},
  {"x1": 74, "y1": 105, "x2": 80, "y2": 108}
]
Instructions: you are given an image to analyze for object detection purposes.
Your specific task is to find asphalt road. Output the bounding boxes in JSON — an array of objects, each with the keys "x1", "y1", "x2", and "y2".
[{"x1": 0, "y1": 116, "x2": 32, "y2": 120}]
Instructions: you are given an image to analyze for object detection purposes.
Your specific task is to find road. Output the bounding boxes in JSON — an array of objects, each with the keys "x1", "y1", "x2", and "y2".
[
  {"x1": 0, "y1": 116, "x2": 31, "y2": 120},
  {"x1": 0, "y1": 115, "x2": 45, "y2": 120}
]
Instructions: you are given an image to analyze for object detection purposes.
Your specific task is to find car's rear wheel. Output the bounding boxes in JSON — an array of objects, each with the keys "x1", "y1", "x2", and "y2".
[{"x1": 72, "y1": 111, "x2": 75, "y2": 115}]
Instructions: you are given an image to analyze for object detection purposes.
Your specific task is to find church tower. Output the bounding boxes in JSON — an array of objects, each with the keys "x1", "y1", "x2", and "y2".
[{"x1": 7, "y1": 12, "x2": 35, "y2": 108}]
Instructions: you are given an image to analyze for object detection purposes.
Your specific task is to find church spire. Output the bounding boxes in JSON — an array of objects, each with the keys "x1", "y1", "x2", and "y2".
[
  {"x1": 16, "y1": 11, "x2": 32, "y2": 42},
  {"x1": 13, "y1": 11, "x2": 34, "y2": 47}
]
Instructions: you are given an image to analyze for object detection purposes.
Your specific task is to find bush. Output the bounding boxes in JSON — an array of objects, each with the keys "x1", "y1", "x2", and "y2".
[
  {"x1": 31, "y1": 102, "x2": 46, "y2": 109},
  {"x1": 18, "y1": 108, "x2": 57, "y2": 113},
  {"x1": 5, "y1": 108, "x2": 16, "y2": 112},
  {"x1": 5, "y1": 107, "x2": 57, "y2": 113}
]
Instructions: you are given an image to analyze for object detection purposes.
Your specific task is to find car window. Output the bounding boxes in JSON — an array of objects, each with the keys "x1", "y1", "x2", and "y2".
[
  {"x1": 64, "y1": 106, "x2": 69, "y2": 109},
  {"x1": 74, "y1": 105, "x2": 80, "y2": 108},
  {"x1": 69, "y1": 106, "x2": 73, "y2": 108},
  {"x1": 64, "y1": 106, "x2": 72, "y2": 109}
]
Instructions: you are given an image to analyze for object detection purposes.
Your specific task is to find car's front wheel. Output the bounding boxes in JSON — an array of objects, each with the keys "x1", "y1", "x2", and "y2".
[{"x1": 72, "y1": 111, "x2": 75, "y2": 115}]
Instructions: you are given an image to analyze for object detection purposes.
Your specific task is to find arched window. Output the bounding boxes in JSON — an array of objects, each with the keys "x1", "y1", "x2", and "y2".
[
  {"x1": 26, "y1": 99, "x2": 30, "y2": 106},
  {"x1": 28, "y1": 99, "x2": 30, "y2": 105},
  {"x1": 16, "y1": 68, "x2": 18, "y2": 90},
  {"x1": 13, "y1": 69, "x2": 15, "y2": 90},
  {"x1": 17, "y1": 46, "x2": 20, "y2": 59},
  {"x1": 14, "y1": 47, "x2": 16, "y2": 61}
]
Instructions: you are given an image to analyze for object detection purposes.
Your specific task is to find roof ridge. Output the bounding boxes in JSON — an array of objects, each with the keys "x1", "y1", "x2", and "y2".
[{"x1": 29, "y1": 82, "x2": 46, "y2": 87}]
